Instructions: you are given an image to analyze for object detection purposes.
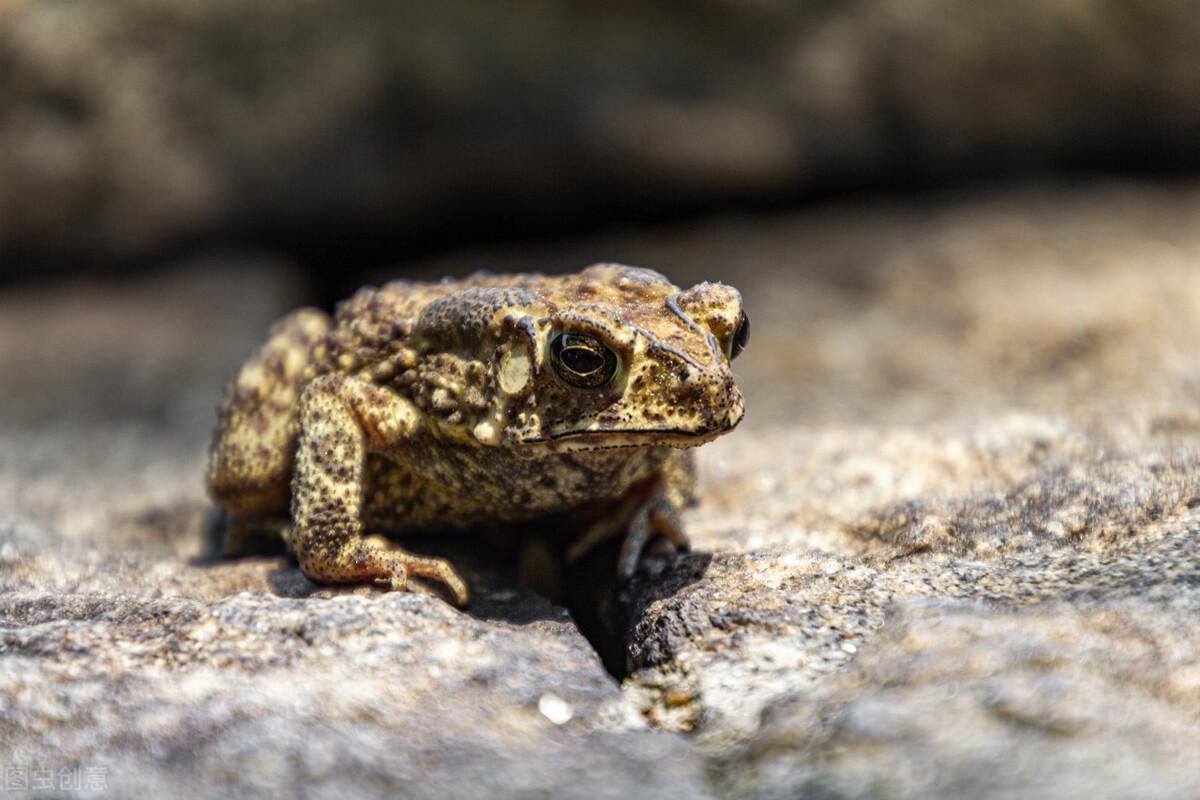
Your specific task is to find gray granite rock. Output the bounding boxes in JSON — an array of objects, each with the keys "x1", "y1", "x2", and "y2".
[
  {"x1": 2, "y1": 182, "x2": 1199, "y2": 798},
  {"x1": 0, "y1": 590, "x2": 711, "y2": 800},
  {"x1": 725, "y1": 594, "x2": 1200, "y2": 800}
]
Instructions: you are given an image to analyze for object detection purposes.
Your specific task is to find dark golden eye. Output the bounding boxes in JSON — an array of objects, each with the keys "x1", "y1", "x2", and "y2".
[
  {"x1": 728, "y1": 311, "x2": 750, "y2": 360},
  {"x1": 549, "y1": 332, "x2": 618, "y2": 389}
]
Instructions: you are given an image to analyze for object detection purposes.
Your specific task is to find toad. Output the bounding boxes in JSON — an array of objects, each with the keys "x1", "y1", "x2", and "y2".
[{"x1": 207, "y1": 264, "x2": 747, "y2": 606}]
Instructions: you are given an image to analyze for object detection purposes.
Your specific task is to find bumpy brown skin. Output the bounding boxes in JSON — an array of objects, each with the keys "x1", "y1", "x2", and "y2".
[{"x1": 207, "y1": 264, "x2": 746, "y2": 606}]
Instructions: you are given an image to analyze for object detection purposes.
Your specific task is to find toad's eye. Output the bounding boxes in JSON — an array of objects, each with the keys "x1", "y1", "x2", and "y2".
[
  {"x1": 549, "y1": 332, "x2": 618, "y2": 389},
  {"x1": 727, "y1": 311, "x2": 750, "y2": 360}
]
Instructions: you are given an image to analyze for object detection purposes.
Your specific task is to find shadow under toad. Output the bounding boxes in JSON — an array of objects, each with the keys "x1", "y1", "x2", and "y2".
[{"x1": 562, "y1": 540, "x2": 712, "y2": 679}]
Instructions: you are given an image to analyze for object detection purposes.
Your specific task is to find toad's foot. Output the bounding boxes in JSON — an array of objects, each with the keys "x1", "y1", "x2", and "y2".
[
  {"x1": 362, "y1": 535, "x2": 469, "y2": 606},
  {"x1": 565, "y1": 482, "x2": 691, "y2": 580},
  {"x1": 289, "y1": 529, "x2": 469, "y2": 606},
  {"x1": 616, "y1": 491, "x2": 689, "y2": 580}
]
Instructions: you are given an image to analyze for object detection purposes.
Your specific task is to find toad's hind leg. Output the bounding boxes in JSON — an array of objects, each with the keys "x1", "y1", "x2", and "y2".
[
  {"x1": 287, "y1": 374, "x2": 469, "y2": 606},
  {"x1": 207, "y1": 308, "x2": 331, "y2": 521}
]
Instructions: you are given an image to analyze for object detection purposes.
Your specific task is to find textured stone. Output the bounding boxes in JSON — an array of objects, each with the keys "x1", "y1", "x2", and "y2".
[
  {"x1": 2, "y1": 182, "x2": 1199, "y2": 798},
  {"x1": 723, "y1": 595, "x2": 1200, "y2": 800}
]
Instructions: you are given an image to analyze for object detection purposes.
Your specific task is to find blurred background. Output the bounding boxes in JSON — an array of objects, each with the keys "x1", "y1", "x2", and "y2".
[{"x1": 3, "y1": 1, "x2": 1200, "y2": 280}]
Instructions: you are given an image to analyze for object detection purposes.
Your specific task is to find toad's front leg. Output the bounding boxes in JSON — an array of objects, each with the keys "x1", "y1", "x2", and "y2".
[
  {"x1": 565, "y1": 450, "x2": 697, "y2": 579},
  {"x1": 287, "y1": 374, "x2": 469, "y2": 606}
]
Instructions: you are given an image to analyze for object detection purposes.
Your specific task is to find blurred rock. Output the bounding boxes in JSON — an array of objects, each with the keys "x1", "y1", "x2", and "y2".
[
  {"x1": 0, "y1": 254, "x2": 304, "y2": 428},
  {"x1": 2, "y1": 1, "x2": 1200, "y2": 273},
  {"x1": 1, "y1": 182, "x2": 1199, "y2": 797},
  {"x1": 723, "y1": 596, "x2": 1200, "y2": 800},
  {"x1": 0, "y1": 590, "x2": 711, "y2": 800}
]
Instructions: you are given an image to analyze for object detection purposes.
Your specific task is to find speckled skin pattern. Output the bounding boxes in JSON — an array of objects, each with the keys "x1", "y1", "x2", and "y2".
[{"x1": 206, "y1": 264, "x2": 746, "y2": 605}]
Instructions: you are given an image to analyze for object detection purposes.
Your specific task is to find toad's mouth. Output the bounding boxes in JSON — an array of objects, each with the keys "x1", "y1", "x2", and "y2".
[{"x1": 525, "y1": 412, "x2": 744, "y2": 451}]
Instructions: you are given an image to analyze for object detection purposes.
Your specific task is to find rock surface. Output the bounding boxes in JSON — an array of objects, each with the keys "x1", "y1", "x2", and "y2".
[
  {"x1": 3, "y1": 1, "x2": 1200, "y2": 272},
  {"x1": 2, "y1": 181, "x2": 1199, "y2": 798}
]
